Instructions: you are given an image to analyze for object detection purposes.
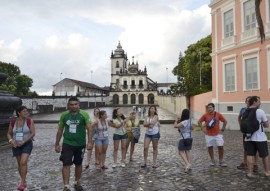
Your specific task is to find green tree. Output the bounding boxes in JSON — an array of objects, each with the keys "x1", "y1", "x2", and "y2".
[
  {"x1": 0, "y1": 61, "x2": 35, "y2": 96},
  {"x1": 172, "y1": 35, "x2": 212, "y2": 97}
]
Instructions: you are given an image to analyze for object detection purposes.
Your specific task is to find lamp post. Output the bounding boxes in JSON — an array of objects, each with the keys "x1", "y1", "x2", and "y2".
[
  {"x1": 94, "y1": 93, "x2": 96, "y2": 107},
  {"x1": 199, "y1": 51, "x2": 202, "y2": 87}
]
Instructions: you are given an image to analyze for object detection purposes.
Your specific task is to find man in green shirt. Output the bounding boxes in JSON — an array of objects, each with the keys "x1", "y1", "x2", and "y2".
[{"x1": 55, "y1": 97, "x2": 92, "y2": 191}]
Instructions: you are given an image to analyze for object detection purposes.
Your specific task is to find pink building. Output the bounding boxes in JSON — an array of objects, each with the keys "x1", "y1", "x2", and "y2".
[{"x1": 193, "y1": 0, "x2": 270, "y2": 130}]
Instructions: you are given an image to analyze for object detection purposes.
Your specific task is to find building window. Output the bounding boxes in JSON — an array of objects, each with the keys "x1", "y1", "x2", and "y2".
[
  {"x1": 224, "y1": 9, "x2": 234, "y2": 38},
  {"x1": 245, "y1": 57, "x2": 258, "y2": 90},
  {"x1": 227, "y1": 106, "x2": 233, "y2": 111},
  {"x1": 116, "y1": 61, "x2": 119, "y2": 68},
  {"x1": 224, "y1": 62, "x2": 235, "y2": 91},
  {"x1": 244, "y1": 0, "x2": 256, "y2": 31}
]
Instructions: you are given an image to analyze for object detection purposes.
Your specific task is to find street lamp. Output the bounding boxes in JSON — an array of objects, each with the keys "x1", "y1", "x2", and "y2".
[{"x1": 199, "y1": 51, "x2": 202, "y2": 87}]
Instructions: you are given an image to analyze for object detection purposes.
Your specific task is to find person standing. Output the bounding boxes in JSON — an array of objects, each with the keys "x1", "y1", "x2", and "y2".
[
  {"x1": 174, "y1": 109, "x2": 193, "y2": 173},
  {"x1": 244, "y1": 96, "x2": 270, "y2": 178},
  {"x1": 110, "y1": 108, "x2": 128, "y2": 168},
  {"x1": 7, "y1": 106, "x2": 35, "y2": 191},
  {"x1": 85, "y1": 107, "x2": 100, "y2": 169},
  {"x1": 92, "y1": 110, "x2": 109, "y2": 170},
  {"x1": 198, "y1": 103, "x2": 227, "y2": 167},
  {"x1": 125, "y1": 111, "x2": 141, "y2": 162},
  {"x1": 237, "y1": 96, "x2": 259, "y2": 171},
  {"x1": 55, "y1": 97, "x2": 92, "y2": 191},
  {"x1": 141, "y1": 106, "x2": 160, "y2": 168}
]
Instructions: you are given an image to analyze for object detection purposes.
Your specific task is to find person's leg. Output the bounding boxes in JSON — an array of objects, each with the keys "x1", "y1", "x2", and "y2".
[
  {"x1": 75, "y1": 164, "x2": 82, "y2": 182},
  {"x1": 19, "y1": 154, "x2": 30, "y2": 185},
  {"x1": 130, "y1": 142, "x2": 135, "y2": 161},
  {"x1": 95, "y1": 144, "x2": 103, "y2": 169},
  {"x1": 247, "y1": 155, "x2": 254, "y2": 177},
  {"x1": 125, "y1": 137, "x2": 131, "y2": 159},
  {"x1": 16, "y1": 156, "x2": 22, "y2": 182},
  {"x1": 121, "y1": 138, "x2": 127, "y2": 162},
  {"x1": 143, "y1": 137, "x2": 151, "y2": 165},
  {"x1": 152, "y1": 139, "x2": 159, "y2": 166},
  {"x1": 94, "y1": 140, "x2": 99, "y2": 165},
  {"x1": 179, "y1": 151, "x2": 189, "y2": 167},
  {"x1": 262, "y1": 156, "x2": 270, "y2": 176},
  {"x1": 208, "y1": 146, "x2": 214, "y2": 162},
  {"x1": 186, "y1": 150, "x2": 192, "y2": 165},
  {"x1": 62, "y1": 165, "x2": 71, "y2": 185},
  {"x1": 102, "y1": 144, "x2": 109, "y2": 168},
  {"x1": 218, "y1": 146, "x2": 224, "y2": 162},
  {"x1": 113, "y1": 140, "x2": 120, "y2": 164}
]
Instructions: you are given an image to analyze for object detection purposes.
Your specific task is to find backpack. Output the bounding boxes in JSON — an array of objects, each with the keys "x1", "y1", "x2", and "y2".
[
  {"x1": 11, "y1": 117, "x2": 31, "y2": 128},
  {"x1": 240, "y1": 108, "x2": 260, "y2": 136}
]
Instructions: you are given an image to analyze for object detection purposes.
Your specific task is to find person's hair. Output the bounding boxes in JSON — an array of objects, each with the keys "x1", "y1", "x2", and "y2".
[
  {"x1": 245, "y1": 96, "x2": 251, "y2": 102},
  {"x1": 99, "y1": 110, "x2": 106, "y2": 118},
  {"x1": 112, "y1": 108, "x2": 126, "y2": 120},
  {"x1": 94, "y1": 107, "x2": 100, "y2": 114},
  {"x1": 148, "y1": 105, "x2": 158, "y2": 116},
  {"x1": 248, "y1": 96, "x2": 260, "y2": 106},
  {"x1": 180, "y1": 109, "x2": 190, "y2": 122},
  {"x1": 130, "y1": 111, "x2": 136, "y2": 115},
  {"x1": 207, "y1": 103, "x2": 215, "y2": 109},
  {"x1": 68, "y1": 96, "x2": 79, "y2": 103},
  {"x1": 15, "y1": 106, "x2": 27, "y2": 117}
]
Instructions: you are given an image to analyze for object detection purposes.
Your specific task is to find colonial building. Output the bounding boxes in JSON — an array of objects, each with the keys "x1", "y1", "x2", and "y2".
[
  {"x1": 109, "y1": 42, "x2": 158, "y2": 105},
  {"x1": 52, "y1": 78, "x2": 109, "y2": 96},
  {"x1": 191, "y1": 0, "x2": 270, "y2": 130}
]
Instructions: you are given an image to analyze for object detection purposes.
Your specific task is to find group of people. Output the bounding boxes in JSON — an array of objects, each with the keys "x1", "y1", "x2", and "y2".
[{"x1": 6, "y1": 95, "x2": 270, "y2": 191}]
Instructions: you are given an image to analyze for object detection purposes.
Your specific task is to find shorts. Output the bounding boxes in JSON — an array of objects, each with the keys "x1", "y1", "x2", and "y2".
[
  {"x1": 145, "y1": 132, "x2": 160, "y2": 140},
  {"x1": 95, "y1": 138, "x2": 109, "y2": 146},
  {"x1": 205, "y1": 134, "x2": 224, "y2": 147},
  {"x1": 178, "y1": 138, "x2": 192, "y2": 151},
  {"x1": 245, "y1": 141, "x2": 269, "y2": 158},
  {"x1": 60, "y1": 143, "x2": 85, "y2": 166},
  {"x1": 12, "y1": 141, "x2": 33, "y2": 157},
  {"x1": 113, "y1": 133, "x2": 128, "y2": 141}
]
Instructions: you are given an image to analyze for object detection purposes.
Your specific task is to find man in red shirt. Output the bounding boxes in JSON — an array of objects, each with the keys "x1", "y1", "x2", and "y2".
[{"x1": 198, "y1": 103, "x2": 227, "y2": 167}]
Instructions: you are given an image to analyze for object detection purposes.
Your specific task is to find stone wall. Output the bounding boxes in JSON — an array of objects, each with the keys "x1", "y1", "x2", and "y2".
[{"x1": 157, "y1": 95, "x2": 187, "y2": 116}]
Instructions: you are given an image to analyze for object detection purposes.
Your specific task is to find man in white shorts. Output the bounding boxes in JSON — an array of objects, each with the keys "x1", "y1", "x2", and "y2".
[{"x1": 198, "y1": 103, "x2": 227, "y2": 167}]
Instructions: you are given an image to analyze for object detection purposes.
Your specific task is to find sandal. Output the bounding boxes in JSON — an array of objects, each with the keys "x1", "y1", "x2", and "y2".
[
  {"x1": 101, "y1": 165, "x2": 108, "y2": 169},
  {"x1": 152, "y1": 164, "x2": 158, "y2": 168},
  {"x1": 141, "y1": 164, "x2": 147, "y2": 168}
]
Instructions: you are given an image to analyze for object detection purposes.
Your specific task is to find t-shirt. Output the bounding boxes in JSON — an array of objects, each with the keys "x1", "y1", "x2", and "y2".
[
  {"x1": 245, "y1": 109, "x2": 268, "y2": 142},
  {"x1": 179, "y1": 119, "x2": 192, "y2": 139},
  {"x1": 198, "y1": 112, "x2": 226, "y2": 136},
  {"x1": 59, "y1": 109, "x2": 91, "y2": 147},
  {"x1": 125, "y1": 119, "x2": 140, "y2": 133},
  {"x1": 112, "y1": 118, "x2": 126, "y2": 135}
]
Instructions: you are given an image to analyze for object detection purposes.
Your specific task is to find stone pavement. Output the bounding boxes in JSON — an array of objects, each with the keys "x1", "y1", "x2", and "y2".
[{"x1": 1, "y1": 123, "x2": 270, "y2": 191}]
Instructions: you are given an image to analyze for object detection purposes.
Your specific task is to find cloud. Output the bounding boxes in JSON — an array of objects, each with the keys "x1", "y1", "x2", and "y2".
[{"x1": 0, "y1": 0, "x2": 211, "y2": 95}]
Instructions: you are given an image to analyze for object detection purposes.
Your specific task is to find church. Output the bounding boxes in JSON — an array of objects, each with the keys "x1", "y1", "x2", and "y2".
[{"x1": 109, "y1": 42, "x2": 158, "y2": 105}]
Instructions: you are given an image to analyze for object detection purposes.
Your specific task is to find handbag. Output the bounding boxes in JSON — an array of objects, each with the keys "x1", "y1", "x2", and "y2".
[{"x1": 179, "y1": 120, "x2": 192, "y2": 146}]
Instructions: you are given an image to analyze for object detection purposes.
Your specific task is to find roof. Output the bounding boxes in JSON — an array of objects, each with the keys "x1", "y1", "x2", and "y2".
[{"x1": 156, "y1": 83, "x2": 175, "y2": 88}]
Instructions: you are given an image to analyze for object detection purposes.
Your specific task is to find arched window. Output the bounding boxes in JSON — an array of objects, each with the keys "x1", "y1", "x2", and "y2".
[
  {"x1": 123, "y1": 94, "x2": 128, "y2": 104},
  {"x1": 116, "y1": 61, "x2": 119, "y2": 68},
  {"x1": 147, "y1": 94, "x2": 154, "y2": 104},
  {"x1": 131, "y1": 94, "x2": 136, "y2": 104},
  {"x1": 139, "y1": 94, "x2": 144, "y2": 104},
  {"x1": 113, "y1": 94, "x2": 119, "y2": 104}
]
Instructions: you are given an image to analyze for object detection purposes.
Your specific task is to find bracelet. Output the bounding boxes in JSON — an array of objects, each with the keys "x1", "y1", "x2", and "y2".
[{"x1": 8, "y1": 139, "x2": 13, "y2": 144}]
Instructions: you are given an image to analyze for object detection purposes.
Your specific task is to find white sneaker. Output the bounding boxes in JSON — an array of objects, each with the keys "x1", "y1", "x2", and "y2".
[
  {"x1": 121, "y1": 162, "x2": 125, "y2": 167},
  {"x1": 209, "y1": 161, "x2": 216, "y2": 166},
  {"x1": 112, "y1": 163, "x2": 117, "y2": 168}
]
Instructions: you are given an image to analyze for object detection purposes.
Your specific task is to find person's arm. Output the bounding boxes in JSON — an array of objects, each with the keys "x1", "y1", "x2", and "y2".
[
  {"x1": 145, "y1": 115, "x2": 158, "y2": 128},
  {"x1": 198, "y1": 115, "x2": 207, "y2": 134},
  {"x1": 174, "y1": 118, "x2": 184, "y2": 129},
  {"x1": 262, "y1": 121, "x2": 269, "y2": 128},
  {"x1": 55, "y1": 127, "x2": 64, "y2": 153},
  {"x1": 7, "y1": 123, "x2": 17, "y2": 148},
  {"x1": 86, "y1": 124, "x2": 93, "y2": 150},
  {"x1": 220, "y1": 114, "x2": 227, "y2": 132}
]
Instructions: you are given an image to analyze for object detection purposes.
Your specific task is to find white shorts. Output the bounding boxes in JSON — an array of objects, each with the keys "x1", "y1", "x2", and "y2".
[{"x1": 205, "y1": 134, "x2": 224, "y2": 147}]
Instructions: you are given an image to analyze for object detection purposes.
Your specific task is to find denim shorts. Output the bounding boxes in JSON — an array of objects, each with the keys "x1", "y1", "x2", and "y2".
[
  {"x1": 113, "y1": 133, "x2": 128, "y2": 140},
  {"x1": 95, "y1": 138, "x2": 109, "y2": 146},
  {"x1": 60, "y1": 143, "x2": 85, "y2": 166},
  {"x1": 145, "y1": 132, "x2": 160, "y2": 140},
  {"x1": 12, "y1": 141, "x2": 33, "y2": 157}
]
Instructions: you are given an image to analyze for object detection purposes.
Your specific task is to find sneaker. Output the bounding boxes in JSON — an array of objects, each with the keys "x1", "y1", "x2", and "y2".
[
  {"x1": 237, "y1": 162, "x2": 247, "y2": 169},
  {"x1": 219, "y1": 162, "x2": 227, "y2": 167},
  {"x1": 74, "y1": 182, "x2": 84, "y2": 191},
  {"x1": 121, "y1": 162, "x2": 126, "y2": 167},
  {"x1": 63, "y1": 187, "x2": 71, "y2": 191},
  {"x1": 253, "y1": 164, "x2": 258, "y2": 172},
  {"x1": 209, "y1": 161, "x2": 216, "y2": 166},
  {"x1": 17, "y1": 184, "x2": 25, "y2": 191},
  {"x1": 112, "y1": 163, "x2": 117, "y2": 168}
]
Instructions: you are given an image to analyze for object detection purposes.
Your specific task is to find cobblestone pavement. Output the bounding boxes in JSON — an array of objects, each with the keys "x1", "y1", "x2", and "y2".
[{"x1": 1, "y1": 123, "x2": 270, "y2": 191}]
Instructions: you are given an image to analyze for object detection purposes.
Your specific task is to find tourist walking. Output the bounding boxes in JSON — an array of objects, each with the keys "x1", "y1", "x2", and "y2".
[
  {"x1": 244, "y1": 96, "x2": 270, "y2": 178},
  {"x1": 92, "y1": 110, "x2": 109, "y2": 169},
  {"x1": 174, "y1": 109, "x2": 193, "y2": 173},
  {"x1": 125, "y1": 111, "x2": 141, "y2": 162},
  {"x1": 237, "y1": 96, "x2": 259, "y2": 172},
  {"x1": 7, "y1": 106, "x2": 35, "y2": 191},
  {"x1": 55, "y1": 97, "x2": 92, "y2": 191},
  {"x1": 110, "y1": 108, "x2": 128, "y2": 168},
  {"x1": 141, "y1": 106, "x2": 160, "y2": 168},
  {"x1": 85, "y1": 107, "x2": 100, "y2": 169},
  {"x1": 198, "y1": 103, "x2": 227, "y2": 167}
]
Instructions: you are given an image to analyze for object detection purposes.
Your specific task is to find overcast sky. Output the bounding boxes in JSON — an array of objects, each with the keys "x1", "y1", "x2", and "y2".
[{"x1": 0, "y1": 0, "x2": 211, "y2": 95}]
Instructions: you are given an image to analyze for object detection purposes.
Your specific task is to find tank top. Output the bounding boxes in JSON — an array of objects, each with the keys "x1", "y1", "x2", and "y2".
[
  {"x1": 12, "y1": 119, "x2": 30, "y2": 142},
  {"x1": 145, "y1": 116, "x2": 160, "y2": 135},
  {"x1": 95, "y1": 119, "x2": 109, "y2": 140}
]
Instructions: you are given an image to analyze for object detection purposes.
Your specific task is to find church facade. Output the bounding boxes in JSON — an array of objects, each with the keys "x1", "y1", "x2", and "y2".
[{"x1": 109, "y1": 42, "x2": 158, "y2": 105}]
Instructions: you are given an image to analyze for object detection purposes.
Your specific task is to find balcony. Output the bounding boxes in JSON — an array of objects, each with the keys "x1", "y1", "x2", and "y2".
[
  {"x1": 222, "y1": 35, "x2": 236, "y2": 48},
  {"x1": 130, "y1": 85, "x2": 136, "y2": 89},
  {"x1": 138, "y1": 85, "x2": 144, "y2": 89},
  {"x1": 122, "y1": 85, "x2": 128, "y2": 90},
  {"x1": 241, "y1": 27, "x2": 258, "y2": 43}
]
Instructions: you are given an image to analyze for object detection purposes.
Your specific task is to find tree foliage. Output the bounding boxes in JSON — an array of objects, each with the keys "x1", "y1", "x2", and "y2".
[
  {"x1": 0, "y1": 61, "x2": 36, "y2": 96},
  {"x1": 172, "y1": 35, "x2": 212, "y2": 96}
]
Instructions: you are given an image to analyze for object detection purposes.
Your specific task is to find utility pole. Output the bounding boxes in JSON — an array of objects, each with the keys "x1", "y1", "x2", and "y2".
[{"x1": 199, "y1": 51, "x2": 202, "y2": 87}]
